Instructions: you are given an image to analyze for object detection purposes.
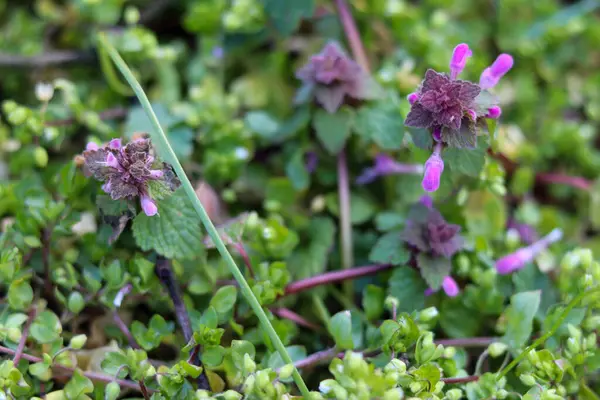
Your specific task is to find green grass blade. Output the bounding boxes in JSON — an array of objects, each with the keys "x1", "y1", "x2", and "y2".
[{"x1": 96, "y1": 32, "x2": 311, "y2": 398}]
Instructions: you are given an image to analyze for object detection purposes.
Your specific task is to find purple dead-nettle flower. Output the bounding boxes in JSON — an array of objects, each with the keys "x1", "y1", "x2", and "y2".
[
  {"x1": 495, "y1": 228, "x2": 563, "y2": 274},
  {"x1": 295, "y1": 42, "x2": 381, "y2": 113},
  {"x1": 425, "y1": 276, "x2": 460, "y2": 297},
  {"x1": 82, "y1": 138, "x2": 180, "y2": 217},
  {"x1": 422, "y1": 142, "x2": 444, "y2": 192},
  {"x1": 402, "y1": 203, "x2": 464, "y2": 258},
  {"x1": 405, "y1": 43, "x2": 513, "y2": 149},
  {"x1": 356, "y1": 153, "x2": 423, "y2": 184}
]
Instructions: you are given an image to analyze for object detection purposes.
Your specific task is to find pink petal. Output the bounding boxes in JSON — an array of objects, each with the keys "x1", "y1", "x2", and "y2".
[
  {"x1": 86, "y1": 142, "x2": 99, "y2": 151},
  {"x1": 108, "y1": 138, "x2": 122, "y2": 149},
  {"x1": 486, "y1": 106, "x2": 502, "y2": 119},
  {"x1": 422, "y1": 153, "x2": 444, "y2": 193},
  {"x1": 442, "y1": 276, "x2": 459, "y2": 297},
  {"x1": 407, "y1": 92, "x2": 420, "y2": 105},
  {"x1": 140, "y1": 195, "x2": 158, "y2": 216},
  {"x1": 449, "y1": 43, "x2": 472, "y2": 80},
  {"x1": 106, "y1": 153, "x2": 120, "y2": 169}
]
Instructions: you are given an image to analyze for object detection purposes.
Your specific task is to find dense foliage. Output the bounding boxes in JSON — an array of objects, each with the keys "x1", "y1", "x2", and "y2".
[{"x1": 1, "y1": 0, "x2": 600, "y2": 399}]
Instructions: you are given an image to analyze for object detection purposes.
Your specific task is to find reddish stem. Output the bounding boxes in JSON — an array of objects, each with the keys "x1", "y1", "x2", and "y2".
[
  {"x1": 536, "y1": 172, "x2": 591, "y2": 191},
  {"x1": 283, "y1": 264, "x2": 393, "y2": 296},
  {"x1": 13, "y1": 307, "x2": 37, "y2": 365},
  {"x1": 441, "y1": 376, "x2": 480, "y2": 384},
  {"x1": 272, "y1": 307, "x2": 321, "y2": 331},
  {"x1": 232, "y1": 242, "x2": 256, "y2": 277},
  {"x1": 333, "y1": 0, "x2": 370, "y2": 72}
]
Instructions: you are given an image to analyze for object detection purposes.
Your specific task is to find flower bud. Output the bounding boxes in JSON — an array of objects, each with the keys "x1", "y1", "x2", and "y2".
[
  {"x1": 422, "y1": 151, "x2": 444, "y2": 193},
  {"x1": 140, "y1": 195, "x2": 158, "y2": 216},
  {"x1": 384, "y1": 296, "x2": 399, "y2": 312},
  {"x1": 496, "y1": 389, "x2": 509, "y2": 399},
  {"x1": 419, "y1": 307, "x2": 439, "y2": 322},
  {"x1": 105, "y1": 381, "x2": 120, "y2": 400},
  {"x1": 449, "y1": 43, "x2": 472, "y2": 80},
  {"x1": 519, "y1": 373, "x2": 536, "y2": 386},
  {"x1": 35, "y1": 82, "x2": 55, "y2": 102},
  {"x1": 443, "y1": 346, "x2": 456, "y2": 359},
  {"x1": 8, "y1": 107, "x2": 28, "y2": 125},
  {"x1": 566, "y1": 337, "x2": 580, "y2": 354},
  {"x1": 255, "y1": 370, "x2": 271, "y2": 390},
  {"x1": 34, "y1": 147, "x2": 49, "y2": 168},
  {"x1": 68, "y1": 292, "x2": 85, "y2": 314},
  {"x1": 579, "y1": 248, "x2": 594, "y2": 269},
  {"x1": 382, "y1": 388, "x2": 404, "y2": 400},
  {"x1": 384, "y1": 359, "x2": 407, "y2": 374},
  {"x1": 479, "y1": 54, "x2": 514, "y2": 89},
  {"x1": 446, "y1": 388, "x2": 463, "y2": 400},
  {"x1": 407, "y1": 92, "x2": 419, "y2": 104},
  {"x1": 69, "y1": 334, "x2": 87, "y2": 350},
  {"x1": 442, "y1": 276, "x2": 459, "y2": 297},
  {"x1": 486, "y1": 106, "x2": 502, "y2": 119},
  {"x1": 488, "y1": 342, "x2": 508, "y2": 357},
  {"x1": 279, "y1": 363, "x2": 294, "y2": 380},
  {"x1": 243, "y1": 353, "x2": 256, "y2": 374}
]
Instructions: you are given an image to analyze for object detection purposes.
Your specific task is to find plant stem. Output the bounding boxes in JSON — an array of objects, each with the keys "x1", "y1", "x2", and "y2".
[
  {"x1": 0, "y1": 345, "x2": 151, "y2": 393},
  {"x1": 155, "y1": 258, "x2": 210, "y2": 391},
  {"x1": 337, "y1": 149, "x2": 354, "y2": 298},
  {"x1": 435, "y1": 337, "x2": 497, "y2": 348},
  {"x1": 272, "y1": 308, "x2": 321, "y2": 331},
  {"x1": 96, "y1": 33, "x2": 310, "y2": 398},
  {"x1": 284, "y1": 264, "x2": 392, "y2": 296},
  {"x1": 13, "y1": 307, "x2": 37, "y2": 365},
  {"x1": 442, "y1": 376, "x2": 480, "y2": 384},
  {"x1": 333, "y1": 0, "x2": 370, "y2": 299},
  {"x1": 496, "y1": 288, "x2": 600, "y2": 380}
]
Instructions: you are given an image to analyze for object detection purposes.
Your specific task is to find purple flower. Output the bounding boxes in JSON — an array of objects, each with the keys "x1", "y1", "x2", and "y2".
[
  {"x1": 82, "y1": 138, "x2": 180, "y2": 217},
  {"x1": 422, "y1": 144, "x2": 444, "y2": 192},
  {"x1": 419, "y1": 195, "x2": 433, "y2": 209},
  {"x1": 479, "y1": 54, "x2": 514, "y2": 90},
  {"x1": 425, "y1": 276, "x2": 460, "y2": 297},
  {"x1": 402, "y1": 202, "x2": 464, "y2": 258},
  {"x1": 450, "y1": 43, "x2": 472, "y2": 80},
  {"x1": 356, "y1": 154, "x2": 423, "y2": 184},
  {"x1": 296, "y1": 42, "x2": 381, "y2": 113},
  {"x1": 404, "y1": 44, "x2": 513, "y2": 150},
  {"x1": 495, "y1": 228, "x2": 563, "y2": 274},
  {"x1": 305, "y1": 151, "x2": 319, "y2": 174}
]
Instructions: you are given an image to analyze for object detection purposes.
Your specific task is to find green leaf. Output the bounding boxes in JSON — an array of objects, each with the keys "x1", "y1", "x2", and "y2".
[
  {"x1": 329, "y1": 311, "x2": 354, "y2": 350},
  {"x1": 325, "y1": 192, "x2": 376, "y2": 225},
  {"x1": 444, "y1": 139, "x2": 487, "y2": 177},
  {"x1": 440, "y1": 299, "x2": 480, "y2": 338},
  {"x1": 245, "y1": 111, "x2": 280, "y2": 140},
  {"x1": 416, "y1": 253, "x2": 452, "y2": 290},
  {"x1": 231, "y1": 340, "x2": 256, "y2": 369},
  {"x1": 7, "y1": 279, "x2": 33, "y2": 310},
  {"x1": 132, "y1": 188, "x2": 204, "y2": 260},
  {"x1": 67, "y1": 292, "x2": 85, "y2": 314},
  {"x1": 202, "y1": 346, "x2": 225, "y2": 367},
  {"x1": 369, "y1": 231, "x2": 410, "y2": 265},
  {"x1": 503, "y1": 291, "x2": 541, "y2": 349},
  {"x1": 413, "y1": 363, "x2": 441, "y2": 389},
  {"x1": 362, "y1": 285, "x2": 385, "y2": 321},
  {"x1": 408, "y1": 128, "x2": 433, "y2": 150},
  {"x1": 210, "y1": 285, "x2": 238, "y2": 314},
  {"x1": 31, "y1": 311, "x2": 62, "y2": 344},
  {"x1": 285, "y1": 149, "x2": 310, "y2": 191},
  {"x1": 261, "y1": 0, "x2": 315, "y2": 36},
  {"x1": 375, "y1": 212, "x2": 405, "y2": 232},
  {"x1": 388, "y1": 268, "x2": 427, "y2": 313},
  {"x1": 64, "y1": 369, "x2": 93, "y2": 399},
  {"x1": 464, "y1": 190, "x2": 507, "y2": 239},
  {"x1": 354, "y1": 103, "x2": 404, "y2": 150},
  {"x1": 312, "y1": 108, "x2": 354, "y2": 155},
  {"x1": 380, "y1": 313, "x2": 420, "y2": 352}
]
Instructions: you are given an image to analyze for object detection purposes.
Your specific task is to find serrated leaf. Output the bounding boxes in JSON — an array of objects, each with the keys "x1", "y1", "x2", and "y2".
[
  {"x1": 388, "y1": 268, "x2": 427, "y2": 313},
  {"x1": 312, "y1": 108, "x2": 354, "y2": 155},
  {"x1": 132, "y1": 188, "x2": 204, "y2": 260},
  {"x1": 354, "y1": 104, "x2": 404, "y2": 150},
  {"x1": 503, "y1": 290, "x2": 541, "y2": 349},
  {"x1": 408, "y1": 128, "x2": 433, "y2": 150},
  {"x1": 416, "y1": 253, "x2": 452, "y2": 290},
  {"x1": 443, "y1": 122, "x2": 477, "y2": 149},
  {"x1": 444, "y1": 138, "x2": 487, "y2": 177},
  {"x1": 369, "y1": 231, "x2": 409, "y2": 265}
]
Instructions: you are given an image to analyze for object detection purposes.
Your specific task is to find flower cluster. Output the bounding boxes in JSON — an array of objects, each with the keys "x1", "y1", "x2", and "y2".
[
  {"x1": 401, "y1": 197, "x2": 464, "y2": 296},
  {"x1": 82, "y1": 138, "x2": 180, "y2": 216},
  {"x1": 405, "y1": 43, "x2": 513, "y2": 192},
  {"x1": 296, "y1": 42, "x2": 380, "y2": 113}
]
